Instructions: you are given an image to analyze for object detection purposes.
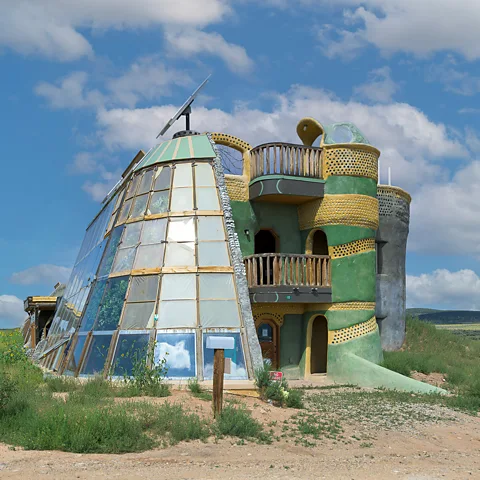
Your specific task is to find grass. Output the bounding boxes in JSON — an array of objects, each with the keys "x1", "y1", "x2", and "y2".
[
  {"x1": 187, "y1": 378, "x2": 213, "y2": 401},
  {"x1": 381, "y1": 317, "x2": 480, "y2": 411}
]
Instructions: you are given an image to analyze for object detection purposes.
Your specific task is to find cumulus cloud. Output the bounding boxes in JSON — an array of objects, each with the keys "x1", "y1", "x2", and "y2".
[
  {"x1": 82, "y1": 167, "x2": 123, "y2": 202},
  {"x1": 0, "y1": 0, "x2": 231, "y2": 61},
  {"x1": 35, "y1": 72, "x2": 104, "y2": 109},
  {"x1": 353, "y1": 66, "x2": 399, "y2": 103},
  {"x1": 0, "y1": 295, "x2": 26, "y2": 329},
  {"x1": 407, "y1": 269, "x2": 480, "y2": 310},
  {"x1": 10, "y1": 264, "x2": 72, "y2": 286},
  {"x1": 316, "y1": 0, "x2": 480, "y2": 61},
  {"x1": 165, "y1": 29, "x2": 254, "y2": 74}
]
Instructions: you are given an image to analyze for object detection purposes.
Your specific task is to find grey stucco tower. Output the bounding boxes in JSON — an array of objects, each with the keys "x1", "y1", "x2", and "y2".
[{"x1": 376, "y1": 185, "x2": 411, "y2": 351}]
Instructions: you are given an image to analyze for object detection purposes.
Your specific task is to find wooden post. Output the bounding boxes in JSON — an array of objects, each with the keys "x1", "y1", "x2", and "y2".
[{"x1": 213, "y1": 348, "x2": 225, "y2": 418}]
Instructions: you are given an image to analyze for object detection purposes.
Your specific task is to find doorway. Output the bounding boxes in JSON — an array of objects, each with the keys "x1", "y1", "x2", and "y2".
[
  {"x1": 256, "y1": 319, "x2": 279, "y2": 369},
  {"x1": 312, "y1": 230, "x2": 328, "y2": 255},
  {"x1": 310, "y1": 315, "x2": 328, "y2": 374},
  {"x1": 254, "y1": 230, "x2": 278, "y2": 285}
]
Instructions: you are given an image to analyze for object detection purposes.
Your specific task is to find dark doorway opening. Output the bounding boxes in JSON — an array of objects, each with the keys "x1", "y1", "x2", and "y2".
[
  {"x1": 310, "y1": 315, "x2": 328, "y2": 374},
  {"x1": 256, "y1": 319, "x2": 279, "y2": 369},
  {"x1": 254, "y1": 230, "x2": 277, "y2": 285},
  {"x1": 312, "y1": 230, "x2": 328, "y2": 255}
]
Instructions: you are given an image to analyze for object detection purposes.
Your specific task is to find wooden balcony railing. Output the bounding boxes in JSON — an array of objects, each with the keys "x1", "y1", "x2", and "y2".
[
  {"x1": 244, "y1": 254, "x2": 331, "y2": 288},
  {"x1": 250, "y1": 143, "x2": 322, "y2": 181}
]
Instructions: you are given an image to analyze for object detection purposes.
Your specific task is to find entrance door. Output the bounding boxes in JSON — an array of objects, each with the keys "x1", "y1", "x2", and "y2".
[
  {"x1": 256, "y1": 319, "x2": 279, "y2": 369},
  {"x1": 310, "y1": 315, "x2": 328, "y2": 374}
]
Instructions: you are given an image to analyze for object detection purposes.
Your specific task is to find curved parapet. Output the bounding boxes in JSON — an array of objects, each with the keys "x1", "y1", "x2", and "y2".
[{"x1": 376, "y1": 185, "x2": 411, "y2": 351}]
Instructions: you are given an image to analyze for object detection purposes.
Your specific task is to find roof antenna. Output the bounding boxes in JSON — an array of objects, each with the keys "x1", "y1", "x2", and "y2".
[{"x1": 156, "y1": 74, "x2": 211, "y2": 139}]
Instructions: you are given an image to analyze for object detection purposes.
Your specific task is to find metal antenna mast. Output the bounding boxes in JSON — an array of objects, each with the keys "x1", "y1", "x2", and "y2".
[{"x1": 156, "y1": 74, "x2": 211, "y2": 139}]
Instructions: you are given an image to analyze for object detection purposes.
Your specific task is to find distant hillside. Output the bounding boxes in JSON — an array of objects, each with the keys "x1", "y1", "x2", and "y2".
[
  {"x1": 414, "y1": 310, "x2": 480, "y2": 325},
  {"x1": 406, "y1": 308, "x2": 442, "y2": 316}
]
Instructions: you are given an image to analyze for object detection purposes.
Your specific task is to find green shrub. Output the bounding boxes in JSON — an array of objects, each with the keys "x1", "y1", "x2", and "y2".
[
  {"x1": 215, "y1": 404, "x2": 269, "y2": 442},
  {"x1": 0, "y1": 373, "x2": 17, "y2": 413},
  {"x1": 187, "y1": 378, "x2": 202, "y2": 394},
  {"x1": 254, "y1": 362, "x2": 272, "y2": 390},
  {"x1": 45, "y1": 376, "x2": 79, "y2": 393},
  {"x1": 285, "y1": 389, "x2": 304, "y2": 409}
]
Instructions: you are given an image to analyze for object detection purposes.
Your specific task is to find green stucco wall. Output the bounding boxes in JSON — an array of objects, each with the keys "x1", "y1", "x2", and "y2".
[
  {"x1": 325, "y1": 176, "x2": 377, "y2": 196},
  {"x1": 279, "y1": 314, "x2": 304, "y2": 379}
]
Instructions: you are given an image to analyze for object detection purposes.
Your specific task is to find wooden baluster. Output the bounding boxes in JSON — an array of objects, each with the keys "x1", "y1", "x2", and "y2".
[
  {"x1": 266, "y1": 254, "x2": 271, "y2": 286},
  {"x1": 317, "y1": 258, "x2": 321, "y2": 286},
  {"x1": 279, "y1": 146, "x2": 284, "y2": 174},
  {"x1": 273, "y1": 146, "x2": 277, "y2": 174},
  {"x1": 260, "y1": 256, "x2": 264, "y2": 286},
  {"x1": 322, "y1": 257, "x2": 327, "y2": 286},
  {"x1": 266, "y1": 147, "x2": 270, "y2": 175},
  {"x1": 253, "y1": 257, "x2": 257, "y2": 287}
]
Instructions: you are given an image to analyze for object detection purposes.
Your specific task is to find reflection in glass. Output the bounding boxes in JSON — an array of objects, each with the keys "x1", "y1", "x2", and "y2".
[
  {"x1": 65, "y1": 334, "x2": 88, "y2": 374},
  {"x1": 126, "y1": 174, "x2": 141, "y2": 199},
  {"x1": 147, "y1": 190, "x2": 169, "y2": 215},
  {"x1": 112, "y1": 333, "x2": 150, "y2": 376},
  {"x1": 130, "y1": 194, "x2": 148, "y2": 218},
  {"x1": 127, "y1": 275, "x2": 159, "y2": 302},
  {"x1": 111, "y1": 247, "x2": 136, "y2": 273},
  {"x1": 141, "y1": 218, "x2": 167, "y2": 244},
  {"x1": 137, "y1": 169, "x2": 154, "y2": 195},
  {"x1": 203, "y1": 332, "x2": 247, "y2": 380},
  {"x1": 79, "y1": 279, "x2": 107, "y2": 331},
  {"x1": 198, "y1": 241, "x2": 230, "y2": 266},
  {"x1": 117, "y1": 199, "x2": 132, "y2": 224},
  {"x1": 122, "y1": 222, "x2": 142, "y2": 248},
  {"x1": 171, "y1": 188, "x2": 193, "y2": 211},
  {"x1": 155, "y1": 332, "x2": 196, "y2": 378},
  {"x1": 154, "y1": 166, "x2": 171, "y2": 191},
  {"x1": 97, "y1": 226, "x2": 124, "y2": 277},
  {"x1": 94, "y1": 276, "x2": 129, "y2": 331},
  {"x1": 121, "y1": 303, "x2": 155, "y2": 329},
  {"x1": 81, "y1": 334, "x2": 113, "y2": 375},
  {"x1": 134, "y1": 244, "x2": 164, "y2": 269}
]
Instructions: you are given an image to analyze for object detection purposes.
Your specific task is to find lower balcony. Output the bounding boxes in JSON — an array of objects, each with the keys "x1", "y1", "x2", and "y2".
[{"x1": 243, "y1": 254, "x2": 332, "y2": 303}]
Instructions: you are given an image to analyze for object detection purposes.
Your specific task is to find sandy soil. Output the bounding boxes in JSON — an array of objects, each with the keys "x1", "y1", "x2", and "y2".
[{"x1": 1, "y1": 390, "x2": 479, "y2": 480}]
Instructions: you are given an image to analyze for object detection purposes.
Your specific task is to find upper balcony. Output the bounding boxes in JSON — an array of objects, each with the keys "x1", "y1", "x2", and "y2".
[
  {"x1": 244, "y1": 253, "x2": 332, "y2": 303},
  {"x1": 249, "y1": 143, "x2": 324, "y2": 204}
]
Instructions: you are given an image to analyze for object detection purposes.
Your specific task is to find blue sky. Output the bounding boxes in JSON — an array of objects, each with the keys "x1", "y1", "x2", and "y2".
[{"x1": 1, "y1": 0, "x2": 480, "y2": 327}]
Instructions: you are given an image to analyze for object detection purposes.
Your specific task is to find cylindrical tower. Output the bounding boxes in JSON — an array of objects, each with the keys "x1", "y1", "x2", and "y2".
[{"x1": 376, "y1": 185, "x2": 411, "y2": 351}]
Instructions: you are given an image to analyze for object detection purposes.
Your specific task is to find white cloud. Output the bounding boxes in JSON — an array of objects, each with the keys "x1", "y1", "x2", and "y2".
[
  {"x1": 165, "y1": 29, "x2": 254, "y2": 74},
  {"x1": 316, "y1": 0, "x2": 480, "y2": 61},
  {"x1": 407, "y1": 269, "x2": 480, "y2": 310},
  {"x1": 107, "y1": 56, "x2": 192, "y2": 108},
  {"x1": 458, "y1": 108, "x2": 480, "y2": 115},
  {"x1": 10, "y1": 264, "x2": 72, "y2": 286},
  {"x1": 82, "y1": 166, "x2": 123, "y2": 202},
  {"x1": 353, "y1": 66, "x2": 399, "y2": 103},
  {"x1": 0, "y1": 295, "x2": 26, "y2": 329},
  {"x1": 0, "y1": 0, "x2": 232, "y2": 61},
  {"x1": 35, "y1": 72, "x2": 104, "y2": 109},
  {"x1": 70, "y1": 152, "x2": 99, "y2": 174}
]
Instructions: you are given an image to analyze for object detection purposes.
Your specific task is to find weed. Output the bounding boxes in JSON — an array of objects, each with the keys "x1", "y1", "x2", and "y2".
[
  {"x1": 187, "y1": 378, "x2": 212, "y2": 401},
  {"x1": 0, "y1": 373, "x2": 17, "y2": 412},
  {"x1": 285, "y1": 389, "x2": 304, "y2": 409},
  {"x1": 44, "y1": 376, "x2": 79, "y2": 393},
  {"x1": 254, "y1": 362, "x2": 272, "y2": 390}
]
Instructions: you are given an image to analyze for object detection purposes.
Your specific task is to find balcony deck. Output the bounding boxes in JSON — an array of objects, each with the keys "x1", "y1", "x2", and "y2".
[{"x1": 244, "y1": 253, "x2": 332, "y2": 303}]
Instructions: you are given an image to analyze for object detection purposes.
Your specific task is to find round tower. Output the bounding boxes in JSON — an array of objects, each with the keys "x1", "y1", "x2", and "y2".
[{"x1": 376, "y1": 185, "x2": 411, "y2": 351}]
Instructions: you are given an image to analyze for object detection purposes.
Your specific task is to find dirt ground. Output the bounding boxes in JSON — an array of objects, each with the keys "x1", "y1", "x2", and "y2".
[{"x1": 1, "y1": 390, "x2": 479, "y2": 480}]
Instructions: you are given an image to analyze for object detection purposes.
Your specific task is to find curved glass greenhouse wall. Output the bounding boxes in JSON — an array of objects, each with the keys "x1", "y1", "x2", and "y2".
[{"x1": 36, "y1": 135, "x2": 257, "y2": 381}]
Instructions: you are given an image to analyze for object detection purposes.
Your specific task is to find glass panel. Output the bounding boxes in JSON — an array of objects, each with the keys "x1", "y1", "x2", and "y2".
[
  {"x1": 199, "y1": 273, "x2": 236, "y2": 299},
  {"x1": 170, "y1": 188, "x2": 193, "y2": 211},
  {"x1": 65, "y1": 334, "x2": 87, "y2": 374},
  {"x1": 79, "y1": 279, "x2": 107, "y2": 331},
  {"x1": 121, "y1": 303, "x2": 155, "y2": 329},
  {"x1": 81, "y1": 334, "x2": 113, "y2": 375},
  {"x1": 94, "y1": 276, "x2": 129, "y2": 331},
  {"x1": 154, "y1": 166, "x2": 171, "y2": 191},
  {"x1": 197, "y1": 216, "x2": 225, "y2": 241},
  {"x1": 164, "y1": 242, "x2": 195, "y2": 267},
  {"x1": 126, "y1": 174, "x2": 141, "y2": 199},
  {"x1": 116, "y1": 199, "x2": 132, "y2": 224},
  {"x1": 195, "y1": 163, "x2": 216, "y2": 187},
  {"x1": 203, "y1": 333, "x2": 247, "y2": 380},
  {"x1": 141, "y1": 218, "x2": 167, "y2": 245},
  {"x1": 158, "y1": 301, "x2": 197, "y2": 327},
  {"x1": 133, "y1": 244, "x2": 165, "y2": 269},
  {"x1": 137, "y1": 169, "x2": 154, "y2": 195},
  {"x1": 173, "y1": 163, "x2": 193, "y2": 187},
  {"x1": 258, "y1": 324, "x2": 273, "y2": 341},
  {"x1": 196, "y1": 188, "x2": 220, "y2": 211},
  {"x1": 200, "y1": 300, "x2": 240, "y2": 327},
  {"x1": 198, "y1": 242, "x2": 230, "y2": 266},
  {"x1": 160, "y1": 274, "x2": 196, "y2": 300},
  {"x1": 147, "y1": 190, "x2": 169, "y2": 215},
  {"x1": 111, "y1": 247, "x2": 136, "y2": 273},
  {"x1": 155, "y1": 332, "x2": 196, "y2": 378},
  {"x1": 106, "y1": 212, "x2": 116, "y2": 234},
  {"x1": 111, "y1": 333, "x2": 150, "y2": 377},
  {"x1": 129, "y1": 194, "x2": 148, "y2": 218},
  {"x1": 127, "y1": 275, "x2": 159, "y2": 302},
  {"x1": 167, "y1": 217, "x2": 195, "y2": 242},
  {"x1": 122, "y1": 222, "x2": 142, "y2": 248},
  {"x1": 114, "y1": 188, "x2": 125, "y2": 211},
  {"x1": 97, "y1": 226, "x2": 124, "y2": 277}
]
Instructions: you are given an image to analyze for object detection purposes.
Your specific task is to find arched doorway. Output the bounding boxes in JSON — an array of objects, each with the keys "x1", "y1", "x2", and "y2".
[
  {"x1": 312, "y1": 230, "x2": 328, "y2": 255},
  {"x1": 254, "y1": 229, "x2": 278, "y2": 285},
  {"x1": 256, "y1": 319, "x2": 279, "y2": 369},
  {"x1": 310, "y1": 315, "x2": 328, "y2": 374}
]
